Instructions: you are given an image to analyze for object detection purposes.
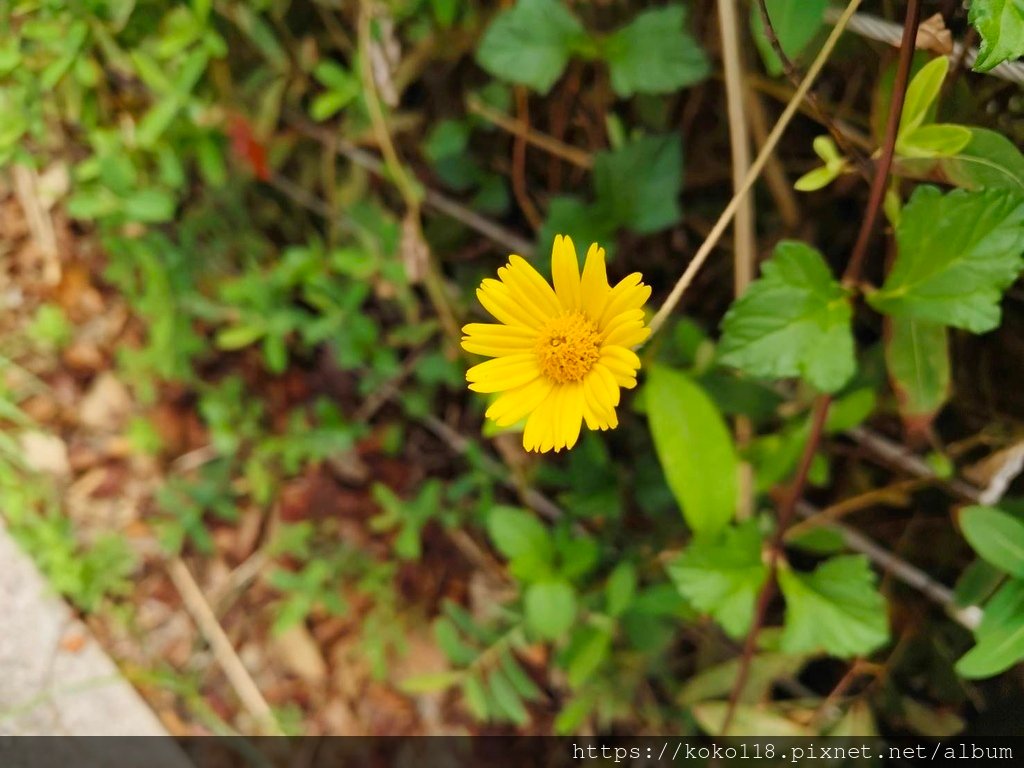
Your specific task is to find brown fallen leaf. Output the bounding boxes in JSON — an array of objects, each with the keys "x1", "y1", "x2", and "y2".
[
  {"x1": 19, "y1": 430, "x2": 70, "y2": 478},
  {"x1": 79, "y1": 372, "x2": 133, "y2": 431},
  {"x1": 273, "y1": 623, "x2": 328, "y2": 684}
]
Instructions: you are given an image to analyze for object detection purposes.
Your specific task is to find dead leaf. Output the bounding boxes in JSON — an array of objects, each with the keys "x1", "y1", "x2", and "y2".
[
  {"x1": 916, "y1": 14, "x2": 953, "y2": 56},
  {"x1": 400, "y1": 213, "x2": 429, "y2": 284},
  {"x1": 79, "y1": 372, "x2": 132, "y2": 431},
  {"x1": 963, "y1": 441, "x2": 1024, "y2": 505},
  {"x1": 19, "y1": 430, "x2": 70, "y2": 477},
  {"x1": 273, "y1": 624, "x2": 328, "y2": 684}
]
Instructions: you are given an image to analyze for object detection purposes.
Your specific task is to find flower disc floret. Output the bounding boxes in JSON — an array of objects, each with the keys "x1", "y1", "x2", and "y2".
[{"x1": 535, "y1": 311, "x2": 601, "y2": 384}]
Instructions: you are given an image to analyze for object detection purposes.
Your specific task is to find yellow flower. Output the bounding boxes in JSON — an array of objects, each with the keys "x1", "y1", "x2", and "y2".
[{"x1": 462, "y1": 235, "x2": 651, "y2": 453}]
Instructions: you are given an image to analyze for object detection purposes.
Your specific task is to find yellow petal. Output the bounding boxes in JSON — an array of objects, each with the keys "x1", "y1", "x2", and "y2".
[
  {"x1": 551, "y1": 234, "x2": 581, "y2": 312},
  {"x1": 507, "y1": 255, "x2": 561, "y2": 317},
  {"x1": 600, "y1": 346, "x2": 640, "y2": 388},
  {"x1": 467, "y1": 353, "x2": 539, "y2": 393},
  {"x1": 603, "y1": 321, "x2": 650, "y2": 349},
  {"x1": 498, "y1": 261, "x2": 559, "y2": 325},
  {"x1": 461, "y1": 323, "x2": 537, "y2": 357},
  {"x1": 478, "y1": 280, "x2": 546, "y2": 329},
  {"x1": 523, "y1": 391, "x2": 557, "y2": 453},
  {"x1": 579, "y1": 243, "x2": 610, "y2": 321},
  {"x1": 590, "y1": 362, "x2": 621, "y2": 407},
  {"x1": 559, "y1": 382, "x2": 584, "y2": 450},
  {"x1": 583, "y1": 373, "x2": 617, "y2": 430},
  {"x1": 598, "y1": 273, "x2": 651, "y2": 331},
  {"x1": 485, "y1": 377, "x2": 553, "y2": 426}
]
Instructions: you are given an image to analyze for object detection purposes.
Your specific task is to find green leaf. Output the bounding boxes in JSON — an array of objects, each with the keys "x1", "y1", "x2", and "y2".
[
  {"x1": 475, "y1": 0, "x2": 586, "y2": 94},
  {"x1": 884, "y1": 316, "x2": 950, "y2": 424},
  {"x1": 679, "y1": 652, "x2": 806, "y2": 706},
  {"x1": 399, "y1": 671, "x2": 464, "y2": 694},
  {"x1": 121, "y1": 188, "x2": 176, "y2": 222},
  {"x1": 424, "y1": 119, "x2": 470, "y2": 164},
  {"x1": 718, "y1": 241, "x2": 855, "y2": 392},
  {"x1": 524, "y1": 580, "x2": 577, "y2": 641},
  {"x1": 216, "y1": 323, "x2": 266, "y2": 350},
  {"x1": 461, "y1": 676, "x2": 489, "y2": 720},
  {"x1": 794, "y1": 164, "x2": 842, "y2": 192},
  {"x1": 898, "y1": 56, "x2": 948, "y2": 137},
  {"x1": 647, "y1": 364, "x2": 737, "y2": 535},
  {"x1": 895, "y1": 128, "x2": 1024, "y2": 194},
  {"x1": 960, "y1": 505, "x2": 1024, "y2": 577},
  {"x1": 751, "y1": 0, "x2": 828, "y2": 76},
  {"x1": 538, "y1": 196, "x2": 618, "y2": 257},
  {"x1": 605, "y1": 562, "x2": 637, "y2": 618},
  {"x1": 868, "y1": 186, "x2": 1024, "y2": 333},
  {"x1": 603, "y1": 6, "x2": 709, "y2": 97},
  {"x1": 667, "y1": 521, "x2": 768, "y2": 637},
  {"x1": 498, "y1": 651, "x2": 543, "y2": 701},
  {"x1": 969, "y1": 0, "x2": 1024, "y2": 72},
  {"x1": 487, "y1": 506, "x2": 550, "y2": 561},
  {"x1": 487, "y1": 666, "x2": 529, "y2": 724},
  {"x1": 692, "y1": 701, "x2": 814, "y2": 737},
  {"x1": 778, "y1": 556, "x2": 889, "y2": 658},
  {"x1": 562, "y1": 625, "x2": 612, "y2": 687},
  {"x1": 896, "y1": 124, "x2": 973, "y2": 159},
  {"x1": 434, "y1": 617, "x2": 477, "y2": 666},
  {"x1": 593, "y1": 134, "x2": 683, "y2": 234},
  {"x1": 957, "y1": 580, "x2": 1024, "y2": 678}
]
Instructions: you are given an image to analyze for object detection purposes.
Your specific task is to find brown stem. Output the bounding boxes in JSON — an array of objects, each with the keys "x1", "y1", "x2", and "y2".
[
  {"x1": 512, "y1": 86, "x2": 543, "y2": 231},
  {"x1": 721, "y1": 0, "x2": 923, "y2": 735}
]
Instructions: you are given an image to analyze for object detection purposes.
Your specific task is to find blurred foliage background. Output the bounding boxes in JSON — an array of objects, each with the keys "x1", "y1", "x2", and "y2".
[{"x1": 2, "y1": 0, "x2": 1024, "y2": 738}]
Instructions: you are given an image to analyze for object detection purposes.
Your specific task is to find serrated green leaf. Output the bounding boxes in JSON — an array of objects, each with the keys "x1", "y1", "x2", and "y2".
[
  {"x1": 647, "y1": 364, "x2": 737, "y2": 534},
  {"x1": 778, "y1": 556, "x2": 889, "y2": 658},
  {"x1": 969, "y1": 0, "x2": 1024, "y2": 72},
  {"x1": 593, "y1": 134, "x2": 683, "y2": 234},
  {"x1": 667, "y1": 521, "x2": 767, "y2": 637},
  {"x1": 475, "y1": 0, "x2": 586, "y2": 94},
  {"x1": 603, "y1": 6, "x2": 709, "y2": 97},
  {"x1": 960, "y1": 505, "x2": 1024, "y2": 577},
  {"x1": 751, "y1": 0, "x2": 828, "y2": 76},
  {"x1": 884, "y1": 316, "x2": 950, "y2": 424},
  {"x1": 524, "y1": 580, "x2": 576, "y2": 640},
  {"x1": 538, "y1": 196, "x2": 618, "y2": 257},
  {"x1": 868, "y1": 186, "x2": 1024, "y2": 333},
  {"x1": 718, "y1": 241, "x2": 855, "y2": 392}
]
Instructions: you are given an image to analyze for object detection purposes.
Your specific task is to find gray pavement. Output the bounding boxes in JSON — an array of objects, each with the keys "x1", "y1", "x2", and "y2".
[{"x1": 0, "y1": 518, "x2": 168, "y2": 736}]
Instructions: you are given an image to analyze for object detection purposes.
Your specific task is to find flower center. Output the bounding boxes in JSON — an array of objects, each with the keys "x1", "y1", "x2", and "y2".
[{"x1": 535, "y1": 311, "x2": 601, "y2": 384}]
